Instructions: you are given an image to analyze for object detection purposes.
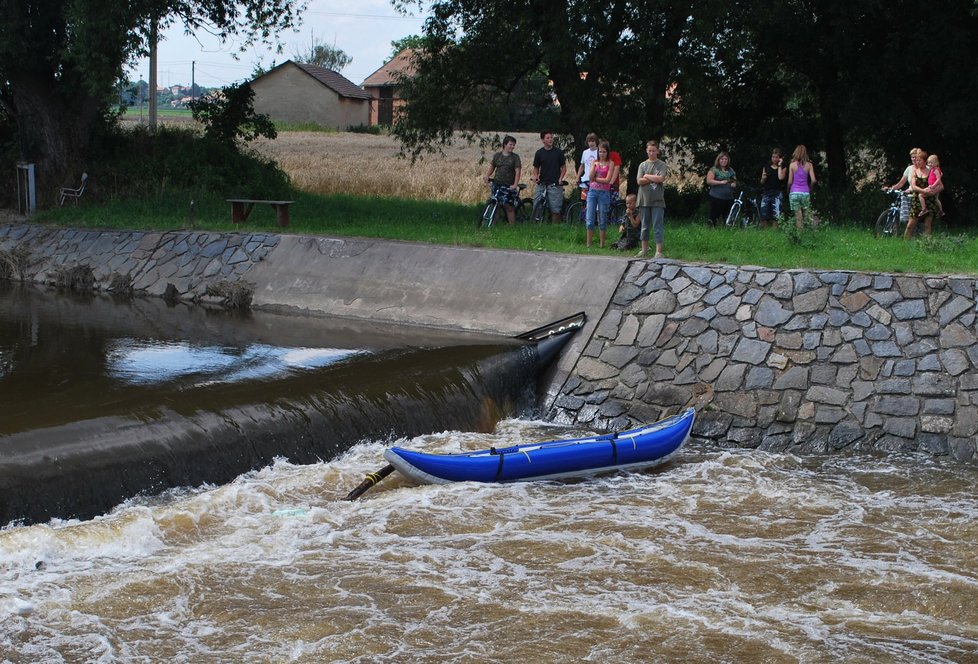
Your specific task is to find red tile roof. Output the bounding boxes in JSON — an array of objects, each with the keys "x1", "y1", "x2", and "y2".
[
  {"x1": 260, "y1": 61, "x2": 372, "y2": 100},
  {"x1": 362, "y1": 49, "x2": 416, "y2": 87}
]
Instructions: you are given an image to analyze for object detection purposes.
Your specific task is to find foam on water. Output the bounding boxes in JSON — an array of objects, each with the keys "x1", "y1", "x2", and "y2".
[{"x1": 3, "y1": 421, "x2": 978, "y2": 662}]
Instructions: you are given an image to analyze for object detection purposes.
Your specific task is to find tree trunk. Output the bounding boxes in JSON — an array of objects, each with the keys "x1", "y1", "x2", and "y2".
[{"x1": 9, "y1": 72, "x2": 99, "y2": 207}]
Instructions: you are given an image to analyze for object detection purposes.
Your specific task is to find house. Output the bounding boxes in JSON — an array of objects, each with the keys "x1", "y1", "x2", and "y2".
[
  {"x1": 250, "y1": 60, "x2": 371, "y2": 129},
  {"x1": 361, "y1": 48, "x2": 416, "y2": 126}
]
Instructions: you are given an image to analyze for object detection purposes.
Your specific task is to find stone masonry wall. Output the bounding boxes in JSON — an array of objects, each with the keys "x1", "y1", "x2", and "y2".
[
  {"x1": 548, "y1": 261, "x2": 978, "y2": 463},
  {"x1": 0, "y1": 223, "x2": 277, "y2": 300}
]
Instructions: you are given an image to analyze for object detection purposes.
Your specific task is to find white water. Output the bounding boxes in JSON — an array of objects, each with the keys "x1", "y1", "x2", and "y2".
[{"x1": 3, "y1": 420, "x2": 978, "y2": 663}]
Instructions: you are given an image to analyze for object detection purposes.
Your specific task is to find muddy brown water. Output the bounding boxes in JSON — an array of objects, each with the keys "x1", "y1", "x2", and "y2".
[{"x1": 2, "y1": 286, "x2": 977, "y2": 662}]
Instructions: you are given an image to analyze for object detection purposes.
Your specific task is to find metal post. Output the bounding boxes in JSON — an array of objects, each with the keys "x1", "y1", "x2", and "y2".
[{"x1": 15, "y1": 163, "x2": 36, "y2": 216}]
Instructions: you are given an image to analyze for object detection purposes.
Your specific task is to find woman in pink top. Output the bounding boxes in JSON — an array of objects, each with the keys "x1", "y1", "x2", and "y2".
[
  {"x1": 585, "y1": 141, "x2": 618, "y2": 248},
  {"x1": 787, "y1": 144, "x2": 817, "y2": 229}
]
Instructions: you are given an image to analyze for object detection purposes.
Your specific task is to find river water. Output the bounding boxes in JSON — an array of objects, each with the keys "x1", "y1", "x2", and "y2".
[
  {"x1": 2, "y1": 286, "x2": 978, "y2": 662},
  {"x1": 3, "y1": 426, "x2": 978, "y2": 663}
]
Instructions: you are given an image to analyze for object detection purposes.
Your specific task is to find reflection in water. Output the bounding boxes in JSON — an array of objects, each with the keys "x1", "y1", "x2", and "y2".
[
  {"x1": 105, "y1": 340, "x2": 366, "y2": 386},
  {"x1": 2, "y1": 425, "x2": 977, "y2": 662}
]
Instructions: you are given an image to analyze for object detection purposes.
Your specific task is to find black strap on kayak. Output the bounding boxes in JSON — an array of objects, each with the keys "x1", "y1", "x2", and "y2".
[
  {"x1": 495, "y1": 453, "x2": 505, "y2": 482},
  {"x1": 609, "y1": 438, "x2": 618, "y2": 464}
]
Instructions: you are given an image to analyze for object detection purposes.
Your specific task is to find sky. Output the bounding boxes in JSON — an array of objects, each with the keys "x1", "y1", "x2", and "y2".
[{"x1": 130, "y1": 0, "x2": 429, "y2": 89}]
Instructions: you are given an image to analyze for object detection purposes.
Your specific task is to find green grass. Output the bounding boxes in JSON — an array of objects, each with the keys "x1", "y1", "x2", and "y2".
[{"x1": 37, "y1": 190, "x2": 978, "y2": 276}]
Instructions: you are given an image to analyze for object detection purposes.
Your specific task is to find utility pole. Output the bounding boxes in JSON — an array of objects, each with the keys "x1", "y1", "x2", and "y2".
[
  {"x1": 149, "y1": 17, "x2": 158, "y2": 129},
  {"x1": 192, "y1": 61, "x2": 196, "y2": 101}
]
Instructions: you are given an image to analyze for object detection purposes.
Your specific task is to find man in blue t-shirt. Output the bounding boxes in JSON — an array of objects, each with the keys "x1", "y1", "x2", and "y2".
[{"x1": 532, "y1": 131, "x2": 567, "y2": 223}]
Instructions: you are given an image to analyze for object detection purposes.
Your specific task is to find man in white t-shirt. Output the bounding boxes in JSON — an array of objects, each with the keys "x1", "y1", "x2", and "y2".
[{"x1": 576, "y1": 132, "x2": 599, "y2": 192}]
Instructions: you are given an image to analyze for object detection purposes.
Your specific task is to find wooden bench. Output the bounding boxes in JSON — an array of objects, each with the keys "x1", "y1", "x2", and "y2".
[{"x1": 227, "y1": 199, "x2": 295, "y2": 227}]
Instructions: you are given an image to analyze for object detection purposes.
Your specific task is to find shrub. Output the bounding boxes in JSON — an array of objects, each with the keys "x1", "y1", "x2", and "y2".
[{"x1": 665, "y1": 185, "x2": 705, "y2": 219}]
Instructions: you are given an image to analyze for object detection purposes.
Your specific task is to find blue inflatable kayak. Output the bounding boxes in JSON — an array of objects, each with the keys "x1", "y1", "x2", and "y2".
[{"x1": 384, "y1": 407, "x2": 695, "y2": 485}]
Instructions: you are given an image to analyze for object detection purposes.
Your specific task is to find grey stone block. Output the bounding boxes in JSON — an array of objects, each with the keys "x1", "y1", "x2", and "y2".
[
  {"x1": 876, "y1": 396, "x2": 921, "y2": 416},
  {"x1": 892, "y1": 299, "x2": 927, "y2": 320},
  {"x1": 745, "y1": 366, "x2": 775, "y2": 390},
  {"x1": 732, "y1": 338, "x2": 772, "y2": 365},
  {"x1": 755, "y1": 296, "x2": 793, "y2": 326}
]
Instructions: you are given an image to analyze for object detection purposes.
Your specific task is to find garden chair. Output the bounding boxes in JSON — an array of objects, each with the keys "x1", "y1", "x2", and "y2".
[{"x1": 59, "y1": 172, "x2": 88, "y2": 206}]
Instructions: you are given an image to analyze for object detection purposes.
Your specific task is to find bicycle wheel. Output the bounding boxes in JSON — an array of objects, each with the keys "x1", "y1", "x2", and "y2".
[
  {"x1": 740, "y1": 201, "x2": 758, "y2": 229},
  {"x1": 874, "y1": 209, "x2": 898, "y2": 237},
  {"x1": 515, "y1": 197, "x2": 533, "y2": 223},
  {"x1": 564, "y1": 200, "x2": 584, "y2": 225},
  {"x1": 477, "y1": 200, "x2": 498, "y2": 229},
  {"x1": 609, "y1": 201, "x2": 628, "y2": 228},
  {"x1": 532, "y1": 197, "x2": 548, "y2": 223},
  {"x1": 725, "y1": 201, "x2": 742, "y2": 228}
]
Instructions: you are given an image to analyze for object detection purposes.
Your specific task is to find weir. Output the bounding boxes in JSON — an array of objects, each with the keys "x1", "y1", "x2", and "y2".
[{"x1": 0, "y1": 285, "x2": 572, "y2": 525}]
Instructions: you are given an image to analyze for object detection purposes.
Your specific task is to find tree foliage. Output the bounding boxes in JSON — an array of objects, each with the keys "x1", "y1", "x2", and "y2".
[
  {"x1": 394, "y1": 0, "x2": 978, "y2": 218},
  {"x1": 291, "y1": 35, "x2": 352, "y2": 71},
  {"x1": 188, "y1": 83, "x2": 277, "y2": 144},
  {"x1": 392, "y1": 0, "x2": 691, "y2": 188},
  {"x1": 0, "y1": 0, "x2": 304, "y2": 204}
]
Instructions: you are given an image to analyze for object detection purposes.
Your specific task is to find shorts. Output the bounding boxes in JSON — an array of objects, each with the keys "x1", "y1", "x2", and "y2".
[
  {"x1": 899, "y1": 192, "x2": 911, "y2": 222},
  {"x1": 640, "y1": 206, "x2": 665, "y2": 243},
  {"x1": 490, "y1": 181, "x2": 519, "y2": 207},
  {"x1": 789, "y1": 192, "x2": 811, "y2": 211},
  {"x1": 535, "y1": 183, "x2": 564, "y2": 214},
  {"x1": 760, "y1": 191, "x2": 783, "y2": 220}
]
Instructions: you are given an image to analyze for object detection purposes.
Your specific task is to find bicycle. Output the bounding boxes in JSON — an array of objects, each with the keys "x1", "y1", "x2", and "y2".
[
  {"x1": 563, "y1": 186, "x2": 587, "y2": 225},
  {"x1": 564, "y1": 187, "x2": 626, "y2": 226},
  {"x1": 724, "y1": 189, "x2": 759, "y2": 229},
  {"x1": 532, "y1": 180, "x2": 569, "y2": 222},
  {"x1": 874, "y1": 189, "x2": 905, "y2": 237},
  {"x1": 477, "y1": 183, "x2": 529, "y2": 228}
]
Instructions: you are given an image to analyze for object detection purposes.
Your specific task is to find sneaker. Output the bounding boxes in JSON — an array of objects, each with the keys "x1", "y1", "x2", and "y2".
[
  {"x1": 634, "y1": 251, "x2": 647, "y2": 258},
  {"x1": 654, "y1": 252, "x2": 664, "y2": 259}
]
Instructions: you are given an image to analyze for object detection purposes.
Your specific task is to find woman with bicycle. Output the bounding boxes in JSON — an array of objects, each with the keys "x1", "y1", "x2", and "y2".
[
  {"x1": 883, "y1": 148, "x2": 919, "y2": 227},
  {"x1": 585, "y1": 141, "x2": 618, "y2": 248},
  {"x1": 706, "y1": 152, "x2": 737, "y2": 228},
  {"x1": 484, "y1": 135, "x2": 522, "y2": 224}
]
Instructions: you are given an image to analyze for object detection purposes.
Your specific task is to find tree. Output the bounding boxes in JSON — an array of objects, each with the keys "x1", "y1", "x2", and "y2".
[
  {"x1": 0, "y1": 0, "x2": 303, "y2": 205},
  {"x1": 291, "y1": 35, "x2": 352, "y2": 71},
  {"x1": 393, "y1": 0, "x2": 978, "y2": 217},
  {"x1": 392, "y1": 0, "x2": 693, "y2": 190},
  {"x1": 389, "y1": 35, "x2": 426, "y2": 60}
]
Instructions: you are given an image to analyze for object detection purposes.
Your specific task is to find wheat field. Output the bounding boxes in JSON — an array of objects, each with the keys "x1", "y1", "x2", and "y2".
[{"x1": 249, "y1": 131, "x2": 578, "y2": 205}]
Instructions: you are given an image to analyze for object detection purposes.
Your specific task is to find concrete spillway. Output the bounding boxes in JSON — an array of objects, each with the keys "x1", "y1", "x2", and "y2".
[{"x1": 0, "y1": 286, "x2": 573, "y2": 525}]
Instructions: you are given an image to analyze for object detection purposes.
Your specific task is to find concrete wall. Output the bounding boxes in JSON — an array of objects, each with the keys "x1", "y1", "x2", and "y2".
[
  {"x1": 3, "y1": 222, "x2": 977, "y2": 462},
  {"x1": 251, "y1": 66, "x2": 370, "y2": 129}
]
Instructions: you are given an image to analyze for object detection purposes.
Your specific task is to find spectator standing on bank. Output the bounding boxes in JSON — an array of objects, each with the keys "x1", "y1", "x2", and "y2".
[
  {"x1": 883, "y1": 148, "x2": 919, "y2": 226},
  {"x1": 920, "y1": 154, "x2": 945, "y2": 218},
  {"x1": 484, "y1": 135, "x2": 522, "y2": 224},
  {"x1": 787, "y1": 144, "x2": 817, "y2": 229},
  {"x1": 706, "y1": 151, "x2": 737, "y2": 228},
  {"x1": 759, "y1": 148, "x2": 786, "y2": 228},
  {"x1": 905, "y1": 149, "x2": 934, "y2": 238},
  {"x1": 532, "y1": 131, "x2": 567, "y2": 223},
  {"x1": 585, "y1": 141, "x2": 618, "y2": 248},
  {"x1": 636, "y1": 140, "x2": 668, "y2": 259},
  {"x1": 575, "y1": 133, "x2": 599, "y2": 193}
]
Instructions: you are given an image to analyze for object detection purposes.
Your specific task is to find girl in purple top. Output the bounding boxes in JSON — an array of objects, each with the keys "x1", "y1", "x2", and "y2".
[{"x1": 787, "y1": 145, "x2": 817, "y2": 229}]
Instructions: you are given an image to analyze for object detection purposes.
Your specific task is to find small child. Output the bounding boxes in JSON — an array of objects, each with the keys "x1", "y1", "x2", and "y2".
[
  {"x1": 919, "y1": 154, "x2": 944, "y2": 217},
  {"x1": 613, "y1": 193, "x2": 641, "y2": 251}
]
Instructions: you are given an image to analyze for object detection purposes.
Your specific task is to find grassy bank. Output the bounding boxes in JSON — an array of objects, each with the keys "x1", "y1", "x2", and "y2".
[{"x1": 36, "y1": 189, "x2": 978, "y2": 276}]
